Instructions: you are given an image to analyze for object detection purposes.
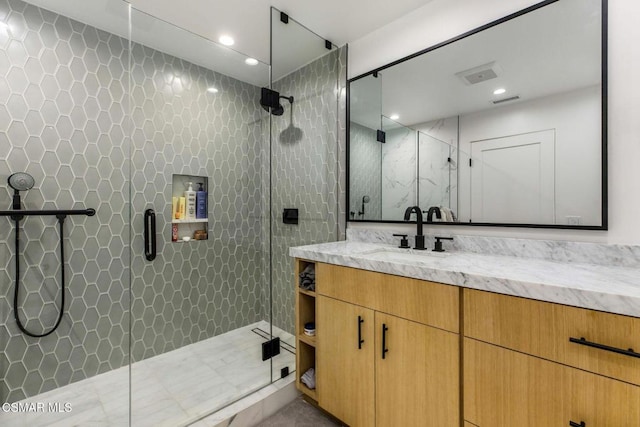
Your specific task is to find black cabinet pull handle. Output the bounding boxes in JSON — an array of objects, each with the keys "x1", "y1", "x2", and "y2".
[
  {"x1": 569, "y1": 421, "x2": 586, "y2": 427},
  {"x1": 382, "y1": 323, "x2": 389, "y2": 359},
  {"x1": 569, "y1": 337, "x2": 640, "y2": 359},
  {"x1": 358, "y1": 316, "x2": 364, "y2": 349},
  {"x1": 144, "y1": 208, "x2": 156, "y2": 261}
]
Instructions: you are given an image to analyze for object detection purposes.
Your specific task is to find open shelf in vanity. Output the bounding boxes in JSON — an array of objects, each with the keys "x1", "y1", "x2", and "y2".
[{"x1": 295, "y1": 259, "x2": 317, "y2": 400}]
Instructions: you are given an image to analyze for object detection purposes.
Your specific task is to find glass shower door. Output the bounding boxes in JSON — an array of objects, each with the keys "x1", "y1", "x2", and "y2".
[
  {"x1": 418, "y1": 130, "x2": 455, "y2": 216},
  {"x1": 269, "y1": 7, "x2": 346, "y2": 387},
  {"x1": 128, "y1": 7, "x2": 274, "y2": 426}
]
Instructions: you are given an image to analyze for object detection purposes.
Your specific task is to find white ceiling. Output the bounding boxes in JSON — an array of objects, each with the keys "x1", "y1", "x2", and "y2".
[
  {"x1": 23, "y1": 0, "x2": 435, "y2": 85},
  {"x1": 129, "y1": 0, "x2": 434, "y2": 64},
  {"x1": 351, "y1": 0, "x2": 602, "y2": 129}
]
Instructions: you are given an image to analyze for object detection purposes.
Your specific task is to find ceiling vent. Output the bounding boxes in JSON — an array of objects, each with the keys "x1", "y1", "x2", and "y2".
[
  {"x1": 493, "y1": 95, "x2": 520, "y2": 104},
  {"x1": 456, "y1": 62, "x2": 502, "y2": 85}
]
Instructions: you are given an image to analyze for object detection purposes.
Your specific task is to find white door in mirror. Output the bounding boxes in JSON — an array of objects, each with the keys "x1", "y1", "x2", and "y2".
[{"x1": 470, "y1": 129, "x2": 555, "y2": 224}]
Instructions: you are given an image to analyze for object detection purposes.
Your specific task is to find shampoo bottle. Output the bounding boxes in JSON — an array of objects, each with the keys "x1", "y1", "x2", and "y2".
[
  {"x1": 179, "y1": 197, "x2": 186, "y2": 220},
  {"x1": 196, "y1": 183, "x2": 207, "y2": 219},
  {"x1": 172, "y1": 197, "x2": 179, "y2": 220},
  {"x1": 185, "y1": 182, "x2": 196, "y2": 220}
]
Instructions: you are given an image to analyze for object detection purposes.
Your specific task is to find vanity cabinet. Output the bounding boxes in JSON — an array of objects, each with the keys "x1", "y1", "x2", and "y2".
[
  {"x1": 315, "y1": 263, "x2": 460, "y2": 427},
  {"x1": 464, "y1": 289, "x2": 640, "y2": 427},
  {"x1": 294, "y1": 258, "x2": 640, "y2": 426}
]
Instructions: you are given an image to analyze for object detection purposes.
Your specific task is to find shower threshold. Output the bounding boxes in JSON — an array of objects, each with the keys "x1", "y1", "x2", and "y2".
[{"x1": 1, "y1": 321, "x2": 295, "y2": 427}]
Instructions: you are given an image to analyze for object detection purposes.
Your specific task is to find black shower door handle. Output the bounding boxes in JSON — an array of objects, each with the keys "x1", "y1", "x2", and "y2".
[{"x1": 144, "y1": 208, "x2": 156, "y2": 261}]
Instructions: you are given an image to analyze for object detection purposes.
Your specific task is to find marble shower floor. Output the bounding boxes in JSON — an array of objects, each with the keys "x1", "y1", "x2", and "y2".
[{"x1": 1, "y1": 321, "x2": 296, "y2": 427}]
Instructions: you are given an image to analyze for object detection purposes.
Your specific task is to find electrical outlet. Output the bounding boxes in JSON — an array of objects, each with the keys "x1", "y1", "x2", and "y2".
[{"x1": 566, "y1": 216, "x2": 581, "y2": 226}]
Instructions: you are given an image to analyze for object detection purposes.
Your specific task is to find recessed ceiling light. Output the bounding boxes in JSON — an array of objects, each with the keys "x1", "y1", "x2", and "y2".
[
  {"x1": 493, "y1": 88, "x2": 506, "y2": 95},
  {"x1": 245, "y1": 58, "x2": 259, "y2": 66},
  {"x1": 219, "y1": 35, "x2": 234, "y2": 46},
  {"x1": 390, "y1": 114, "x2": 399, "y2": 121},
  {"x1": 207, "y1": 87, "x2": 219, "y2": 93}
]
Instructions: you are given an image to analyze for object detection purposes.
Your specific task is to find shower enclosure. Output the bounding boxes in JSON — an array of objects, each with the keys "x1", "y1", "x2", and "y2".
[{"x1": 0, "y1": 0, "x2": 344, "y2": 425}]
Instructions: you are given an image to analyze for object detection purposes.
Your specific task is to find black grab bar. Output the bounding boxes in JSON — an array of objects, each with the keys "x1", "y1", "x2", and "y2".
[
  {"x1": 0, "y1": 208, "x2": 96, "y2": 217},
  {"x1": 144, "y1": 208, "x2": 157, "y2": 261}
]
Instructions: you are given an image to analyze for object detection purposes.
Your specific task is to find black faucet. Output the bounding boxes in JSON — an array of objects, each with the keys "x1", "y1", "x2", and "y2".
[
  {"x1": 403, "y1": 206, "x2": 426, "y2": 250},
  {"x1": 425, "y1": 206, "x2": 442, "y2": 223}
]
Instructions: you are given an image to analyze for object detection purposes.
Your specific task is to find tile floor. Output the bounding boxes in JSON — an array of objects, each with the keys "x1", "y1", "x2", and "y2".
[
  {"x1": 255, "y1": 397, "x2": 342, "y2": 427},
  {"x1": 1, "y1": 321, "x2": 295, "y2": 427}
]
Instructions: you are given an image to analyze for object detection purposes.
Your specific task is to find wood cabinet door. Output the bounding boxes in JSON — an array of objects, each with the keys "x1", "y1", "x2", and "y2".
[
  {"x1": 464, "y1": 337, "x2": 565, "y2": 426},
  {"x1": 567, "y1": 366, "x2": 640, "y2": 427},
  {"x1": 375, "y1": 312, "x2": 459, "y2": 427},
  {"x1": 464, "y1": 338, "x2": 640, "y2": 427},
  {"x1": 317, "y1": 296, "x2": 375, "y2": 426}
]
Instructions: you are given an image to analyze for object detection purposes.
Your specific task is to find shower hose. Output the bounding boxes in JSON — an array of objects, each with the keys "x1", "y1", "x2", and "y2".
[{"x1": 13, "y1": 214, "x2": 67, "y2": 337}]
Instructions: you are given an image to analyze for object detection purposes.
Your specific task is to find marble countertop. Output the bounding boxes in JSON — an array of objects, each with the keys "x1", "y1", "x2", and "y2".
[{"x1": 289, "y1": 241, "x2": 640, "y2": 318}]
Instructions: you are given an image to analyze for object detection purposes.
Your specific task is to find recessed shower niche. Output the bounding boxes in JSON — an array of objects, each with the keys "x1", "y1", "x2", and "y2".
[{"x1": 171, "y1": 174, "x2": 209, "y2": 242}]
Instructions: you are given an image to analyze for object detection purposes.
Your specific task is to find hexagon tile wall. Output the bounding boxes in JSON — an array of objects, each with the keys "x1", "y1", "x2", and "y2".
[
  {"x1": 270, "y1": 46, "x2": 347, "y2": 335},
  {"x1": 0, "y1": 0, "x2": 270, "y2": 403}
]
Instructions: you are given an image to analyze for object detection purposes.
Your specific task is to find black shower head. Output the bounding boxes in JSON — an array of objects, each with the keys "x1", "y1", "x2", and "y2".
[
  {"x1": 8, "y1": 172, "x2": 35, "y2": 211},
  {"x1": 8, "y1": 172, "x2": 35, "y2": 192},
  {"x1": 260, "y1": 87, "x2": 294, "y2": 116},
  {"x1": 271, "y1": 105, "x2": 285, "y2": 116}
]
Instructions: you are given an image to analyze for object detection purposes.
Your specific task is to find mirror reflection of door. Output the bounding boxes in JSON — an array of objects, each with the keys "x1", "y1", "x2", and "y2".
[{"x1": 470, "y1": 130, "x2": 555, "y2": 224}]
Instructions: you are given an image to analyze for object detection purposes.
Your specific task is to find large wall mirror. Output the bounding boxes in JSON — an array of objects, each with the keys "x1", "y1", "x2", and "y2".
[{"x1": 348, "y1": 0, "x2": 607, "y2": 229}]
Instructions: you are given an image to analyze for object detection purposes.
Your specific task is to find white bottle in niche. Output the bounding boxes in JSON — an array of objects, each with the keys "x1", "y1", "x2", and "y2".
[{"x1": 185, "y1": 182, "x2": 196, "y2": 220}]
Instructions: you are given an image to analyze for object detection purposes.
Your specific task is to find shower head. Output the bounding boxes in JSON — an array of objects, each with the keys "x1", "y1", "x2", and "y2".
[
  {"x1": 260, "y1": 87, "x2": 294, "y2": 116},
  {"x1": 8, "y1": 172, "x2": 35, "y2": 211},
  {"x1": 8, "y1": 172, "x2": 35, "y2": 192}
]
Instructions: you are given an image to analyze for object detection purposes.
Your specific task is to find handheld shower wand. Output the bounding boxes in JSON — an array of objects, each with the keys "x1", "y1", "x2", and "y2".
[
  {"x1": 6, "y1": 173, "x2": 64, "y2": 337},
  {"x1": 2, "y1": 172, "x2": 96, "y2": 338},
  {"x1": 8, "y1": 172, "x2": 35, "y2": 218}
]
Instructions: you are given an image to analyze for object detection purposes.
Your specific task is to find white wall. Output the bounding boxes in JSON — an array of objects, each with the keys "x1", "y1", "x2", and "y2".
[{"x1": 348, "y1": 0, "x2": 640, "y2": 245}]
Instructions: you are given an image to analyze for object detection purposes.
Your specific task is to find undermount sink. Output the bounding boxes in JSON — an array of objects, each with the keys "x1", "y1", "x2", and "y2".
[{"x1": 356, "y1": 247, "x2": 451, "y2": 263}]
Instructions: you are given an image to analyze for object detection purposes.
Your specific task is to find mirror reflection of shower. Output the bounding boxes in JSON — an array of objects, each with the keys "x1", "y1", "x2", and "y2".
[{"x1": 358, "y1": 195, "x2": 370, "y2": 217}]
